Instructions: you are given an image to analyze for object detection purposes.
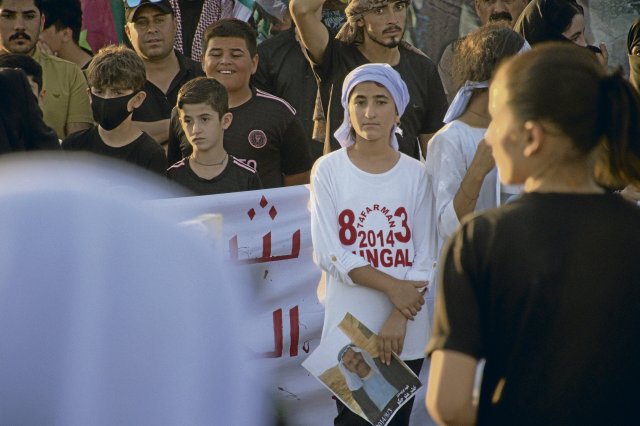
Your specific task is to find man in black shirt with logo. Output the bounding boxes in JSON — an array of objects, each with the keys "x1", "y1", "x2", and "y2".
[
  {"x1": 168, "y1": 77, "x2": 262, "y2": 195},
  {"x1": 167, "y1": 19, "x2": 312, "y2": 188}
]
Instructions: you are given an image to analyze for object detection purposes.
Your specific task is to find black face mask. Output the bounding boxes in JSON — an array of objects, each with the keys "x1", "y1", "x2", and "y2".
[{"x1": 91, "y1": 92, "x2": 138, "y2": 131}]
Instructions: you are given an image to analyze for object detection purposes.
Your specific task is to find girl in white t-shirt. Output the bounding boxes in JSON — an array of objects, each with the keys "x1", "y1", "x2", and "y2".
[{"x1": 310, "y1": 63, "x2": 437, "y2": 426}]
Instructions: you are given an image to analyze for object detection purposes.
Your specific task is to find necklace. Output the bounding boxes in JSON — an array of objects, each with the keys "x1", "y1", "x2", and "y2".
[{"x1": 190, "y1": 153, "x2": 227, "y2": 167}]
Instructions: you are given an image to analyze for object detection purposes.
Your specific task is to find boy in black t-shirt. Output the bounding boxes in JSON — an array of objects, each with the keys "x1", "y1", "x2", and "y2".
[
  {"x1": 167, "y1": 77, "x2": 262, "y2": 195},
  {"x1": 62, "y1": 45, "x2": 166, "y2": 174},
  {"x1": 166, "y1": 19, "x2": 312, "y2": 188}
]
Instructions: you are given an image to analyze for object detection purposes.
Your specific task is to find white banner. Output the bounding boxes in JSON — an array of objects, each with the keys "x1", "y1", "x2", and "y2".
[{"x1": 150, "y1": 185, "x2": 435, "y2": 426}]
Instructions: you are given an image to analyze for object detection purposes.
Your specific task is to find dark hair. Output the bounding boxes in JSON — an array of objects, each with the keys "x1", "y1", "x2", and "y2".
[
  {"x1": 86, "y1": 45, "x2": 146, "y2": 92},
  {"x1": 513, "y1": 0, "x2": 583, "y2": 45},
  {"x1": 0, "y1": 0, "x2": 44, "y2": 12},
  {"x1": 499, "y1": 43, "x2": 640, "y2": 186},
  {"x1": 177, "y1": 77, "x2": 229, "y2": 117},
  {"x1": 202, "y1": 19, "x2": 257, "y2": 60},
  {"x1": 0, "y1": 54, "x2": 43, "y2": 93},
  {"x1": 40, "y1": 0, "x2": 83, "y2": 44},
  {"x1": 453, "y1": 22, "x2": 525, "y2": 89}
]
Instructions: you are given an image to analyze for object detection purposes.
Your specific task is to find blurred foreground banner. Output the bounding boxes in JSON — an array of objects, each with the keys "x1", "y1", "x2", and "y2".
[
  {"x1": 151, "y1": 185, "x2": 331, "y2": 425},
  {"x1": 150, "y1": 185, "x2": 433, "y2": 426}
]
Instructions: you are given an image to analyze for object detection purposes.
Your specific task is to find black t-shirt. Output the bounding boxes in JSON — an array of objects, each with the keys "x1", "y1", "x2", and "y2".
[
  {"x1": 132, "y1": 50, "x2": 204, "y2": 128},
  {"x1": 254, "y1": 27, "x2": 317, "y2": 149},
  {"x1": 313, "y1": 38, "x2": 448, "y2": 159},
  {"x1": 178, "y1": 0, "x2": 204, "y2": 59},
  {"x1": 167, "y1": 155, "x2": 262, "y2": 195},
  {"x1": 62, "y1": 126, "x2": 167, "y2": 174},
  {"x1": 427, "y1": 192, "x2": 640, "y2": 425},
  {"x1": 167, "y1": 88, "x2": 312, "y2": 188}
]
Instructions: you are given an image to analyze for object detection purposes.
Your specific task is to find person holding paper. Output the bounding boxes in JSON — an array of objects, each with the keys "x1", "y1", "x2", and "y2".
[{"x1": 310, "y1": 63, "x2": 437, "y2": 426}]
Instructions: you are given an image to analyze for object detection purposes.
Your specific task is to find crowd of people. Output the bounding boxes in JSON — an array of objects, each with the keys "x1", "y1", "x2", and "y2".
[{"x1": 2, "y1": 0, "x2": 640, "y2": 425}]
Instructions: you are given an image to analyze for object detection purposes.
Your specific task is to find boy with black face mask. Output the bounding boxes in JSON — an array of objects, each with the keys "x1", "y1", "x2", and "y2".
[{"x1": 62, "y1": 45, "x2": 167, "y2": 174}]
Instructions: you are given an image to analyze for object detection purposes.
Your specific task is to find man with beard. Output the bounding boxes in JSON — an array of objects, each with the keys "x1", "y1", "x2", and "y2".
[
  {"x1": 290, "y1": 0, "x2": 448, "y2": 159},
  {"x1": 253, "y1": 0, "x2": 346, "y2": 161},
  {"x1": 438, "y1": 0, "x2": 529, "y2": 102},
  {"x1": 0, "y1": 0, "x2": 92, "y2": 139},
  {"x1": 125, "y1": 0, "x2": 204, "y2": 151}
]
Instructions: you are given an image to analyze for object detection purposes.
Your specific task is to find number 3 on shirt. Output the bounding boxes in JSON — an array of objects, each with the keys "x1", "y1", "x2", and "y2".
[
  {"x1": 393, "y1": 207, "x2": 411, "y2": 243},
  {"x1": 338, "y1": 208, "x2": 410, "y2": 245}
]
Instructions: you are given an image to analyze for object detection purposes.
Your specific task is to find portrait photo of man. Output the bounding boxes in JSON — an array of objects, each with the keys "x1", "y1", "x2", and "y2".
[{"x1": 338, "y1": 344, "x2": 402, "y2": 422}]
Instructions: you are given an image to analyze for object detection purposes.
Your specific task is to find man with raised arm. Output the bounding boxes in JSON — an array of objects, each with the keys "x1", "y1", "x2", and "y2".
[{"x1": 290, "y1": 0, "x2": 448, "y2": 158}]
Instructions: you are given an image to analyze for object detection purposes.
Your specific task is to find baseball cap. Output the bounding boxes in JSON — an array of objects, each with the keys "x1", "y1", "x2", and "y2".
[{"x1": 124, "y1": 0, "x2": 174, "y2": 22}]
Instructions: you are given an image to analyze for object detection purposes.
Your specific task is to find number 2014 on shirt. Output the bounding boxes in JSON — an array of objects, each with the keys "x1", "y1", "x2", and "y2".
[{"x1": 337, "y1": 207, "x2": 411, "y2": 248}]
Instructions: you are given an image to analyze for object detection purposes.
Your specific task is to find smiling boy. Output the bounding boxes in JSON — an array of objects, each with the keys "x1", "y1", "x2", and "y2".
[
  {"x1": 167, "y1": 77, "x2": 262, "y2": 195},
  {"x1": 167, "y1": 19, "x2": 312, "y2": 188}
]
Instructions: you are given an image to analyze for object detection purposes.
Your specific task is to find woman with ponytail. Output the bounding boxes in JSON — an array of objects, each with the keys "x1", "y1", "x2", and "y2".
[{"x1": 426, "y1": 43, "x2": 640, "y2": 425}]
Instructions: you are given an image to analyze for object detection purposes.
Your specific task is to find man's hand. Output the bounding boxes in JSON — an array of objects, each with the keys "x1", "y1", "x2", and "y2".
[
  {"x1": 385, "y1": 279, "x2": 425, "y2": 320},
  {"x1": 378, "y1": 309, "x2": 408, "y2": 365}
]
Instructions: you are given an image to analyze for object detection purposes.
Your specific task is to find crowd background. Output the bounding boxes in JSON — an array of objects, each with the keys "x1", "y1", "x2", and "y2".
[
  {"x1": 79, "y1": 0, "x2": 640, "y2": 74},
  {"x1": 2, "y1": 0, "x2": 640, "y2": 425}
]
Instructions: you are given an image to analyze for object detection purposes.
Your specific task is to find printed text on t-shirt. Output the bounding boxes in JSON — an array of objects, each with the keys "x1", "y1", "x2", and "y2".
[{"x1": 338, "y1": 205, "x2": 413, "y2": 268}]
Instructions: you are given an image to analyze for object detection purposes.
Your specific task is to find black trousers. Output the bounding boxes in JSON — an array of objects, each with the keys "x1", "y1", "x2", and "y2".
[{"x1": 334, "y1": 358, "x2": 424, "y2": 426}]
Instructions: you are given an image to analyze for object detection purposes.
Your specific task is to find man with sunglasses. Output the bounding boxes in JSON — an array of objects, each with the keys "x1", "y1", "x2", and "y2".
[
  {"x1": 0, "y1": 0, "x2": 93, "y2": 139},
  {"x1": 124, "y1": 0, "x2": 203, "y2": 151},
  {"x1": 290, "y1": 0, "x2": 448, "y2": 159}
]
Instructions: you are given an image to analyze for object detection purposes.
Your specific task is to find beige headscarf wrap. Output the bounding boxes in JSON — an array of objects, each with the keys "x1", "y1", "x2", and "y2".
[{"x1": 335, "y1": 0, "x2": 413, "y2": 47}]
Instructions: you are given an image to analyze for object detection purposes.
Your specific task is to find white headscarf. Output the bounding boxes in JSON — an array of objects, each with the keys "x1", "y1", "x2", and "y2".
[
  {"x1": 443, "y1": 80, "x2": 491, "y2": 124},
  {"x1": 443, "y1": 40, "x2": 532, "y2": 123},
  {"x1": 334, "y1": 63, "x2": 410, "y2": 150},
  {"x1": 337, "y1": 344, "x2": 378, "y2": 391}
]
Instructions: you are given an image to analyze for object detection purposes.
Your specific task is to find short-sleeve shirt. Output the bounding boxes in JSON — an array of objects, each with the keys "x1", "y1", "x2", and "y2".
[
  {"x1": 427, "y1": 192, "x2": 640, "y2": 425},
  {"x1": 167, "y1": 87, "x2": 312, "y2": 188},
  {"x1": 167, "y1": 155, "x2": 262, "y2": 195},
  {"x1": 132, "y1": 50, "x2": 204, "y2": 130},
  {"x1": 62, "y1": 126, "x2": 167, "y2": 174},
  {"x1": 253, "y1": 27, "x2": 318, "y2": 145},
  {"x1": 313, "y1": 38, "x2": 448, "y2": 159},
  {"x1": 33, "y1": 48, "x2": 93, "y2": 139}
]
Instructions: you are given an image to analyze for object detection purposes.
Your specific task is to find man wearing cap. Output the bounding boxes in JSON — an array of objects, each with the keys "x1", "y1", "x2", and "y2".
[
  {"x1": 124, "y1": 0, "x2": 203, "y2": 150},
  {"x1": 290, "y1": 0, "x2": 448, "y2": 159},
  {"x1": 0, "y1": 0, "x2": 92, "y2": 139}
]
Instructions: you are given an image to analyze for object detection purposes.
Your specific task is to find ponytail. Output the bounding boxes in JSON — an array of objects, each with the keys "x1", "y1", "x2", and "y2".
[{"x1": 597, "y1": 72, "x2": 640, "y2": 186}]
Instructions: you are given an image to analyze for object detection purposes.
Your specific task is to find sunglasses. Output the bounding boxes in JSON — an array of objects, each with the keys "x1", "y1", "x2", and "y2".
[{"x1": 125, "y1": 0, "x2": 164, "y2": 8}]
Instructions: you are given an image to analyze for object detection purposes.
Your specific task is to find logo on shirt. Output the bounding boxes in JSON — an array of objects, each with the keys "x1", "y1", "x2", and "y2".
[{"x1": 248, "y1": 129, "x2": 268, "y2": 149}]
